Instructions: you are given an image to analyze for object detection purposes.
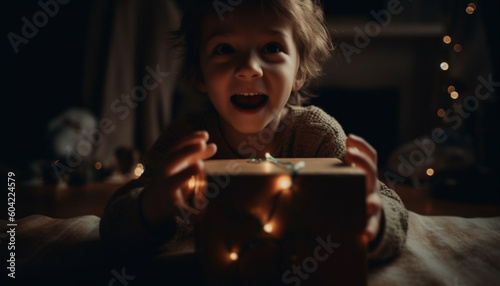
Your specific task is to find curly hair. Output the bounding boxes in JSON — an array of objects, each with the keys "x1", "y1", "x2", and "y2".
[{"x1": 172, "y1": 0, "x2": 333, "y2": 105}]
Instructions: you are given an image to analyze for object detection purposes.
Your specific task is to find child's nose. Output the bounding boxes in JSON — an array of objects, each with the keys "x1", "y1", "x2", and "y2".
[{"x1": 235, "y1": 52, "x2": 263, "y2": 80}]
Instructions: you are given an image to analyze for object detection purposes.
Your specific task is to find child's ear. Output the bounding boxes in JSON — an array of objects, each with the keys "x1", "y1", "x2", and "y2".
[{"x1": 292, "y1": 71, "x2": 306, "y2": 91}]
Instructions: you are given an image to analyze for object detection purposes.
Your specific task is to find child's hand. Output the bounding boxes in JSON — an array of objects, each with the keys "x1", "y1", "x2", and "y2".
[
  {"x1": 140, "y1": 131, "x2": 217, "y2": 232},
  {"x1": 344, "y1": 134, "x2": 383, "y2": 243}
]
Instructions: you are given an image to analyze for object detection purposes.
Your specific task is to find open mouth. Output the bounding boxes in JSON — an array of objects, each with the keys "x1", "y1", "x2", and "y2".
[{"x1": 230, "y1": 93, "x2": 268, "y2": 110}]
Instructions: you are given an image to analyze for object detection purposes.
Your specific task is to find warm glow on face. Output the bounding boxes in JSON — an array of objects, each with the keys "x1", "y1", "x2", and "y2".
[
  {"x1": 276, "y1": 175, "x2": 292, "y2": 190},
  {"x1": 263, "y1": 223, "x2": 273, "y2": 233},
  {"x1": 426, "y1": 168, "x2": 435, "y2": 176},
  {"x1": 229, "y1": 252, "x2": 238, "y2": 261},
  {"x1": 134, "y1": 163, "x2": 144, "y2": 177}
]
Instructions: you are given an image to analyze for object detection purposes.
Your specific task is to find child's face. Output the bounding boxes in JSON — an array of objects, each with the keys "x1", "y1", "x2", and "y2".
[{"x1": 198, "y1": 5, "x2": 304, "y2": 134}]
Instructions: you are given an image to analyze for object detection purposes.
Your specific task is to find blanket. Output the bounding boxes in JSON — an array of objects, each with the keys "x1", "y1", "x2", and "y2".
[{"x1": 1, "y1": 212, "x2": 499, "y2": 285}]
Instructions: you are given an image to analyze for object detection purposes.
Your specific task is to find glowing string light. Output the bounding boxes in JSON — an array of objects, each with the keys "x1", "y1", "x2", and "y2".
[
  {"x1": 426, "y1": 168, "x2": 435, "y2": 176},
  {"x1": 277, "y1": 175, "x2": 292, "y2": 190},
  {"x1": 466, "y1": 3, "x2": 476, "y2": 14},
  {"x1": 229, "y1": 252, "x2": 238, "y2": 261},
  {"x1": 437, "y1": 109, "x2": 445, "y2": 117},
  {"x1": 263, "y1": 223, "x2": 273, "y2": 233},
  {"x1": 188, "y1": 175, "x2": 196, "y2": 190},
  {"x1": 250, "y1": 153, "x2": 305, "y2": 175},
  {"x1": 225, "y1": 153, "x2": 305, "y2": 266},
  {"x1": 134, "y1": 163, "x2": 144, "y2": 177}
]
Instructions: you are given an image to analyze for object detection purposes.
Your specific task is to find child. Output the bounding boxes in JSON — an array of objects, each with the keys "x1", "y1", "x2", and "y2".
[{"x1": 100, "y1": 0, "x2": 408, "y2": 263}]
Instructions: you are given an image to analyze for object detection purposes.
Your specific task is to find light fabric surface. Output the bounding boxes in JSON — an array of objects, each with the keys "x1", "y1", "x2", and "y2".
[{"x1": 2, "y1": 211, "x2": 499, "y2": 284}]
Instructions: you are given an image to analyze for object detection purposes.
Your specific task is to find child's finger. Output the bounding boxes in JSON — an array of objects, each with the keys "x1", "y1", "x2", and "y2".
[
  {"x1": 150, "y1": 161, "x2": 203, "y2": 201},
  {"x1": 346, "y1": 134, "x2": 377, "y2": 163},
  {"x1": 166, "y1": 160, "x2": 204, "y2": 201},
  {"x1": 201, "y1": 143, "x2": 217, "y2": 160},
  {"x1": 345, "y1": 147, "x2": 377, "y2": 194},
  {"x1": 141, "y1": 162, "x2": 203, "y2": 225},
  {"x1": 364, "y1": 214, "x2": 381, "y2": 242},
  {"x1": 366, "y1": 191, "x2": 382, "y2": 216},
  {"x1": 167, "y1": 131, "x2": 210, "y2": 155},
  {"x1": 164, "y1": 140, "x2": 208, "y2": 176}
]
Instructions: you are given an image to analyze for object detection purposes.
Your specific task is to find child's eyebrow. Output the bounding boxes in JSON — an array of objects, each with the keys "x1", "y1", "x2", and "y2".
[{"x1": 204, "y1": 29, "x2": 290, "y2": 45}]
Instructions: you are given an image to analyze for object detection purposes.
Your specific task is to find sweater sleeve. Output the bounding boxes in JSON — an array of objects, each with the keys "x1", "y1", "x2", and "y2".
[
  {"x1": 303, "y1": 106, "x2": 409, "y2": 261},
  {"x1": 99, "y1": 171, "x2": 189, "y2": 258},
  {"x1": 99, "y1": 120, "x2": 195, "y2": 258},
  {"x1": 367, "y1": 182, "x2": 409, "y2": 261}
]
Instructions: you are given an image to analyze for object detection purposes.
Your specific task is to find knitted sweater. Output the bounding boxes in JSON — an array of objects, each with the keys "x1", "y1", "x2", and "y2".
[{"x1": 100, "y1": 105, "x2": 409, "y2": 262}]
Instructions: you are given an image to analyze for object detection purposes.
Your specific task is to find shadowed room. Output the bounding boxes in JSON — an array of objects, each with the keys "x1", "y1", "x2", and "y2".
[{"x1": 1, "y1": 0, "x2": 500, "y2": 285}]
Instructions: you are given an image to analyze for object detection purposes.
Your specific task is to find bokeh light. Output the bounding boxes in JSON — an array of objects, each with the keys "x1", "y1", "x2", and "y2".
[
  {"x1": 426, "y1": 168, "x2": 435, "y2": 176},
  {"x1": 437, "y1": 109, "x2": 445, "y2": 117}
]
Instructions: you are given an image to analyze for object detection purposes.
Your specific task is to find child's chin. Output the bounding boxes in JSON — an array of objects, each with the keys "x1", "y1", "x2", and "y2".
[
  {"x1": 234, "y1": 126, "x2": 266, "y2": 135},
  {"x1": 231, "y1": 121, "x2": 269, "y2": 135}
]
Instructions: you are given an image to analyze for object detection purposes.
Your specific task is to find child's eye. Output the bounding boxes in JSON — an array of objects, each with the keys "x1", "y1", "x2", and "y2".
[
  {"x1": 213, "y1": 44, "x2": 235, "y2": 55},
  {"x1": 262, "y1": 42, "x2": 284, "y2": 54}
]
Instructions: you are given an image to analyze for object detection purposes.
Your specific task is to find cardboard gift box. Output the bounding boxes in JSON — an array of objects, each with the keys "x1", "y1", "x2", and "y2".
[{"x1": 194, "y1": 157, "x2": 367, "y2": 285}]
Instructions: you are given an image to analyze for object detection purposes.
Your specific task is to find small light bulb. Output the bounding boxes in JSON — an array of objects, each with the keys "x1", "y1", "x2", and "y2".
[
  {"x1": 134, "y1": 163, "x2": 144, "y2": 177},
  {"x1": 263, "y1": 223, "x2": 273, "y2": 233},
  {"x1": 437, "y1": 109, "x2": 445, "y2": 117},
  {"x1": 453, "y1": 44, "x2": 463, "y2": 53},
  {"x1": 450, "y1": 91, "x2": 459, "y2": 99},
  {"x1": 229, "y1": 252, "x2": 238, "y2": 261},
  {"x1": 440, "y1": 62, "x2": 449, "y2": 71},
  {"x1": 447, "y1": 85, "x2": 455, "y2": 93},
  {"x1": 188, "y1": 175, "x2": 196, "y2": 190},
  {"x1": 277, "y1": 175, "x2": 292, "y2": 190},
  {"x1": 443, "y1": 35, "x2": 451, "y2": 44},
  {"x1": 426, "y1": 168, "x2": 435, "y2": 176}
]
